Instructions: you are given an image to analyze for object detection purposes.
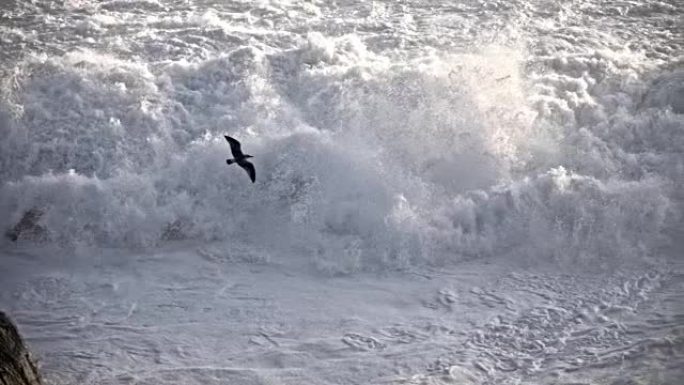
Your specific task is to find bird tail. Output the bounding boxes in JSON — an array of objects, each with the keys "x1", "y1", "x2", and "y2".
[{"x1": 226, "y1": 159, "x2": 235, "y2": 165}]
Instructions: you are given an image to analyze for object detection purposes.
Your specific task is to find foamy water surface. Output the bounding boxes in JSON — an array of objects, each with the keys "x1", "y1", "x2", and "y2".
[{"x1": 0, "y1": 0, "x2": 682, "y2": 384}]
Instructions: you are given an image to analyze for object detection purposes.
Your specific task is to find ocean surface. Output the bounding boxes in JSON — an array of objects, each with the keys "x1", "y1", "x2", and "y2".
[{"x1": 0, "y1": 0, "x2": 682, "y2": 384}]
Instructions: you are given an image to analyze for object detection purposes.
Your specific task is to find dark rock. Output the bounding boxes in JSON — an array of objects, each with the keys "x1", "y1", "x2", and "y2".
[
  {"x1": 0, "y1": 311, "x2": 42, "y2": 385},
  {"x1": 5, "y1": 208, "x2": 46, "y2": 242}
]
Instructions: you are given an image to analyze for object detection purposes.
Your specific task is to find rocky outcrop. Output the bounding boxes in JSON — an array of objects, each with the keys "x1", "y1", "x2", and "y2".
[
  {"x1": 0, "y1": 311, "x2": 42, "y2": 385},
  {"x1": 5, "y1": 209, "x2": 46, "y2": 242}
]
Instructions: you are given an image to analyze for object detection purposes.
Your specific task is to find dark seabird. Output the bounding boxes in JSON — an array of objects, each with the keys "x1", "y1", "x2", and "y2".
[{"x1": 224, "y1": 135, "x2": 255, "y2": 183}]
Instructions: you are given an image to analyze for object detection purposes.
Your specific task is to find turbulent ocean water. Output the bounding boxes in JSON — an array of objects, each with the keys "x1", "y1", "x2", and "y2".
[{"x1": 0, "y1": 1, "x2": 682, "y2": 384}]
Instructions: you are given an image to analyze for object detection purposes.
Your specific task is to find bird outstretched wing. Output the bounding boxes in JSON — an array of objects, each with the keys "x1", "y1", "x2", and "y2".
[
  {"x1": 224, "y1": 135, "x2": 244, "y2": 158},
  {"x1": 239, "y1": 161, "x2": 256, "y2": 183}
]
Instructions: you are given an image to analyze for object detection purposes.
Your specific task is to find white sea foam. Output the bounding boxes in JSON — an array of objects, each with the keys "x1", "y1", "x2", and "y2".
[
  {"x1": 1, "y1": 1, "x2": 682, "y2": 384},
  {"x1": 0, "y1": 0, "x2": 681, "y2": 272}
]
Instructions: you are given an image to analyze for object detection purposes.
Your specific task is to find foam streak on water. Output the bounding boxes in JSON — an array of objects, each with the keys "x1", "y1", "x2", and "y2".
[{"x1": 0, "y1": 0, "x2": 682, "y2": 384}]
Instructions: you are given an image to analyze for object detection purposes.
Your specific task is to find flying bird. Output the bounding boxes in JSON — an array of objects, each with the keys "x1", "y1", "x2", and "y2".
[{"x1": 224, "y1": 135, "x2": 255, "y2": 183}]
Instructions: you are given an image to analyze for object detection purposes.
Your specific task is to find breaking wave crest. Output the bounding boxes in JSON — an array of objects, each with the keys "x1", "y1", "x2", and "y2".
[{"x1": 0, "y1": 30, "x2": 680, "y2": 271}]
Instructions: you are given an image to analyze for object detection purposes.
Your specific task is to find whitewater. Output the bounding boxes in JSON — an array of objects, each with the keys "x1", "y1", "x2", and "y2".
[{"x1": 0, "y1": 0, "x2": 682, "y2": 384}]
